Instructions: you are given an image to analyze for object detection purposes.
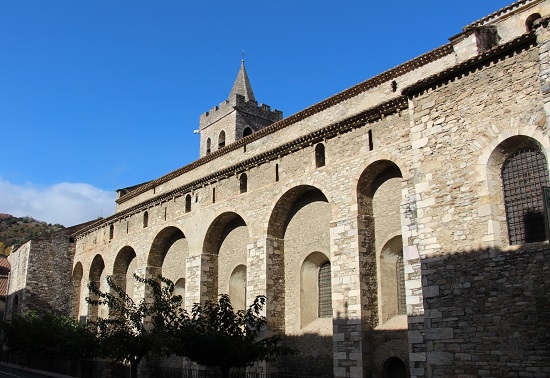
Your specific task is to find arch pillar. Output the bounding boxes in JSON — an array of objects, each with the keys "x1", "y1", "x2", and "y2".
[
  {"x1": 331, "y1": 214, "x2": 368, "y2": 378},
  {"x1": 247, "y1": 237, "x2": 285, "y2": 335},
  {"x1": 185, "y1": 253, "x2": 218, "y2": 306}
]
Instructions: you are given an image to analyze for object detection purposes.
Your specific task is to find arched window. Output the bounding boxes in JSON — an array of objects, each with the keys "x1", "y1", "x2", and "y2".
[
  {"x1": 526, "y1": 13, "x2": 542, "y2": 32},
  {"x1": 301, "y1": 252, "x2": 331, "y2": 327},
  {"x1": 174, "y1": 278, "x2": 186, "y2": 308},
  {"x1": 315, "y1": 143, "x2": 325, "y2": 168},
  {"x1": 318, "y1": 261, "x2": 332, "y2": 318},
  {"x1": 275, "y1": 163, "x2": 279, "y2": 182},
  {"x1": 206, "y1": 138, "x2": 211, "y2": 155},
  {"x1": 143, "y1": 211, "x2": 148, "y2": 228},
  {"x1": 229, "y1": 265, "x2": 247, "y2": 311},
  {"x1": 218, "y1": 130, "x2": 226, "y2": 149},
  {"x1": 185, "y1": 194, "x2": 192, "y2": 213},
  {"x1": 502, "y1": 147, "x2": 550, "y2": 245},
  {"x1": 109, "y1": 224, "x2": 114, "y2": 240},
  {"x1": 239, "y1": 173, "x2": 248, "y2": 194},
  {"x1": 243, "y1": 127, "x2": 253, "y2": 137}
]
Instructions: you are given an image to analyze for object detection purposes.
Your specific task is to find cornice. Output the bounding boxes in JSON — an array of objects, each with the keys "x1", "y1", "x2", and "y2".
[
  {"x1": 402, "y1": 33, "x2": 536, "y2": 97},
  {"x1": 74, "y1": 96, "x2": 408, "y2": 238},
  {"x1": 116, "y1": 44, "x2": 453, "y2": 205},
  {"x1": 463, "y1": 0, "x2": 537, "y2": 30}
]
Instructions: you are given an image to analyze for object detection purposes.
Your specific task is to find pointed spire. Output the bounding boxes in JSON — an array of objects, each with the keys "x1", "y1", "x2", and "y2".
[{"x1": 228, "y1": 59, "x2": 256, "y2": 103}]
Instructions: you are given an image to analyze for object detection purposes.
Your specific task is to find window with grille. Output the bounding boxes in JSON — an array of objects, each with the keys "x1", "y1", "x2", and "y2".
[
  {"x1": 501, "y1": 147, "x2": 550, "y2": 245},
  {"x1": 318, "y1": 261, "x2": 332, "y2": 318},
  {"x1": 396, "y1": 255, "x2": 406, "y2": 314}
]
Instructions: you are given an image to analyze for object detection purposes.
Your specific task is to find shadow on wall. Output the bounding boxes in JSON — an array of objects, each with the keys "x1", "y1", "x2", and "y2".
[
  {"x1": 4, "y1": 288, "x2": 69, "y2": 321},
  {"x1": 418, "y1": 245, "x2": 550, "y2": 376}
]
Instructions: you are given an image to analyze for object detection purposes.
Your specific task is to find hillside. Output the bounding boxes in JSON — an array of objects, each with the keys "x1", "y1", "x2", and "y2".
[{"x1": 0, "y1": 214, "x2": 64, "y2": 255}]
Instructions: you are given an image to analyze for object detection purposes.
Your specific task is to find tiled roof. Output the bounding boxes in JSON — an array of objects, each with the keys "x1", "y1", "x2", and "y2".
[{"x1": 0, "y1": 275, "x2": 9, "y2": 297}]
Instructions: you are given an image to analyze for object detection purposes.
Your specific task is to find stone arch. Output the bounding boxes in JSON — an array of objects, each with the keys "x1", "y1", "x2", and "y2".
[
  {"x1": 243, "y1": 127, "x2": 253, "y2": 137},
  {"x1": 357, "y1": 160, "x2": 403, "y2": 328},
  {"x1": 300, "y1": 251, "x2": 331, "y2": 327},
  {"x1": 382, "y1": 357, "x2": 407, "y2": 378},
  {"x1": 72, "y1": 262, "x2": 84, "y2": 321},
  {"x1": 88, "y1": 254, "x2": 106, "y2": 321},
  {"x1": 113, "y1": 246, "x2": 138, "y2": 301},
  {"x1": 229, "y1": 264, "x2": 247, "y2": 311},
  {"x1": 203, "y1": 212, "x2": 249, "y2": 303},
  {"x1": 478, "y1": 133, "x2": 550, "y2": 247},
  {"x1": 147, "y1": 226, "x2": 188, "y2": 287},
  {"x1": 267, "y1": 185, "x2": 329, "y2": 239},
  {"x1": 268, "y1": 185, "x2": 331, "y2": 333}
]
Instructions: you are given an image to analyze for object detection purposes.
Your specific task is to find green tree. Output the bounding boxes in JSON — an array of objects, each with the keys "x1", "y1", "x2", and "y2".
[
  {"x1": 1, "y1": 312, "x2": 98, "y2": 359},
  {"x1": 87, "y1": 274, "x2": 186, "y2": 378},
  {"x1": 178, "y1": 294, "x2": 293, "y2": 378}
]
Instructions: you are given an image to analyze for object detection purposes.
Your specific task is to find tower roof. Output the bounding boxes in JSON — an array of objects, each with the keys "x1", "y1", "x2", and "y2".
[{"x1": 228, "y1": 60, "x2": 256, "y2": 103}]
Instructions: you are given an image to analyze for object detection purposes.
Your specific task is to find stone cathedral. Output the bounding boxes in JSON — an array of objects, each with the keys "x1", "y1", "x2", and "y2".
[{"x1": 7, "y1": 1, "x2": 550, "y2": 377}]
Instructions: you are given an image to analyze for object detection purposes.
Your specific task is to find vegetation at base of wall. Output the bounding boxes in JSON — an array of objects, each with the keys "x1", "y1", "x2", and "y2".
[
  {"x1": 1, "y1": 312, "x2": 98, "y2": 359},
  {"x1": 87, "y1": 274, "x2": 188, "y2": 378},
  {"x1": 178, "y1": 294, "x2": 294, "y2": 378},
  {"x1": 0, "y1": 214, "x2": 64, "y2": 254},
  {"x1": 87, "y1": 275, "x2": 294, "y2": 378}
]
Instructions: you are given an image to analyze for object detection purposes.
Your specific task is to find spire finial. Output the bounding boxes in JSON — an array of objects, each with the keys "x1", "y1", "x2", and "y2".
[{"x1": 241, "y1": 50, "x2": 245, "y2": 64}]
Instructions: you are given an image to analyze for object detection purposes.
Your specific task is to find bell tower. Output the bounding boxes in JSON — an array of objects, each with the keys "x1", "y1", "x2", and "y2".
[{"x1": 198, "y1": 60, "x2": 283, "y2": 157}]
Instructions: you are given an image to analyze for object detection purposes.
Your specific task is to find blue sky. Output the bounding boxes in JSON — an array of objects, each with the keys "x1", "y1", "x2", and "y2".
[{"x1": 1, "y1": 0, "x2": 513, "y2": 225}]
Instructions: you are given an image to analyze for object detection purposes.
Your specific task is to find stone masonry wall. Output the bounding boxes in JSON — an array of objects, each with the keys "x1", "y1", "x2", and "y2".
[{"x1": 421, "y1": 246, "x2": 550, "y2": 377}]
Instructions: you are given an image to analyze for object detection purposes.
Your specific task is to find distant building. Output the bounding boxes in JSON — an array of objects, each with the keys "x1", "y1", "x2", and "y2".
[{"x1": 7, "y1": 1, "x2": 550, "y2": 377}]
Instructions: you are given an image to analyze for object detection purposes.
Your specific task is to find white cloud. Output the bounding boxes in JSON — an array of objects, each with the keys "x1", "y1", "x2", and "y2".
[{"x1": 0, "y1": 178, "x2": 116, "y2": 226}]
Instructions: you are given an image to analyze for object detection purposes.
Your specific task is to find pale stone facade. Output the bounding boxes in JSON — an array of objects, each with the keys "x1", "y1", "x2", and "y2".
[{"x1": 7, "y1": 1, "x2": 550, "y2": 377}]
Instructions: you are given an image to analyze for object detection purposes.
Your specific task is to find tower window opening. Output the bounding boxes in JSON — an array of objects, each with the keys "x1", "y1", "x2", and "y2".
[
  {"x1": 243, "y1": 127, "x2": 253, "y2": 138},
  {"x1": 218, "y1": 131, "x2": 226, "y2": 149},
  {"x1": 206, "y1": 138, "x2": 211, "y2": 155}
]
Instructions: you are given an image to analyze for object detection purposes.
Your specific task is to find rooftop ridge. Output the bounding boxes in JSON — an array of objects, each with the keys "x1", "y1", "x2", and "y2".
[
  {"x1": 117, "y1": 43, "x2": 454, "y2": 205},
  {"x1": 463, "y1": 0, "x2": 538, "y2": 30},
  {"x1": 402, "y1": 32, "x2": 536, "y2": 96}
]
